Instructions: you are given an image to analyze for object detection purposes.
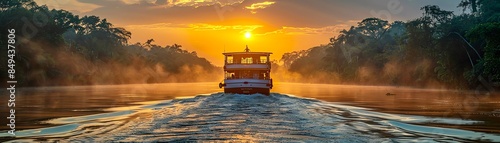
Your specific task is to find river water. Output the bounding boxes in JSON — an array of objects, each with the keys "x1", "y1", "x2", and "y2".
[{"x1": 0, "y1": 82, "x2": 499, "y2": 142}]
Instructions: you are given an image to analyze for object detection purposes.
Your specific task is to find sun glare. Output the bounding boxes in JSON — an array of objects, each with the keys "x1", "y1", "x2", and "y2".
[{"x1": 245, "y1": 32, "x2": 252, "y2": 39}]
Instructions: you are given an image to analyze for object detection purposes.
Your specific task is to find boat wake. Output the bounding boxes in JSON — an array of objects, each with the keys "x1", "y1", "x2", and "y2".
[{"x1": 3, "y1": 93, "x2": 500, "y2": 142}]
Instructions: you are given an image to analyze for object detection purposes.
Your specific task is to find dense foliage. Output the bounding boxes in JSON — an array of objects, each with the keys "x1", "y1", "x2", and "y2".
[
  {"x1": 1, "y1": 0, "x2": 497, "y2": 90},
  {"x1": 0, "y1": 0, "x2": 218, "y2": 86},
  {"x1": 280, "y1": 0, "x2": 499, "y2": 90}
]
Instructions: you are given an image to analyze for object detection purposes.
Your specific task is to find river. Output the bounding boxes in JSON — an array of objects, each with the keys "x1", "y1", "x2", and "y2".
[{"x1": 0, "y1": 82, "x2": 499, "y2": 142}]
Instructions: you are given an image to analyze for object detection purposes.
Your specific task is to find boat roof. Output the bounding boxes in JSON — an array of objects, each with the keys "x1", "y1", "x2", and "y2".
[
  {"x1": 223, "y1": 52, "x2": 272, "y2": 55},
  {"x1": 223, "y1": 45, "x2": 272, "y2": 55}
]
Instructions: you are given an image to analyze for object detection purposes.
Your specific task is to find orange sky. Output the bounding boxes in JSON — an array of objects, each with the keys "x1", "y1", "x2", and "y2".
[
  {"x1": 34, "y1": 0, "x2": 461, "y2": 66},
  {"x1": 123, "y1": 23, "x2": 347, "y2": 66}
]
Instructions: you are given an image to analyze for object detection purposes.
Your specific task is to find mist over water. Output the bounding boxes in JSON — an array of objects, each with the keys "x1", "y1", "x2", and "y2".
[
  {"x1": 2, "y1": 40, "x2": 220, "y2": 87},
  {"x1": 1, "y1": 83, "x2": 499, "y2": 142},
  {"x1": 274, "y1": 46, "x2": 447, "y2": 89}
]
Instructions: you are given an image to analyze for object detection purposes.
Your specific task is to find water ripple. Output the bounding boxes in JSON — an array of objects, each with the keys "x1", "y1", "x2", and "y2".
[{"x1": 4, "y1": 93, "x2": 500, "y2": 142}]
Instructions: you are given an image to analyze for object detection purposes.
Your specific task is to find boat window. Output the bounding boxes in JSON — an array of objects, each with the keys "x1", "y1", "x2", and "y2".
[
  {"x1": 225, "y1": 71, "x2": 236, "y2": 79},
  {"x1": 227, "y1": 70, "x2": 270, "y2": 80},
  {"x1": 226, "y1": 56, "x2": 233, "y2": 64},
  {"x1": 241, "y1": 57, "x2": 253, "y2": 64},
  {"x1": 260, "y1": 56, "x2": 267, "y2": 63}
]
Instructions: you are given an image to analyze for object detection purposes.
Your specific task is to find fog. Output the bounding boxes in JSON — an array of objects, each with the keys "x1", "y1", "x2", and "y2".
[
  {"x1": 271, "y1": 46, "x2": 448, "y2": 89},
  {"x1": 10, "y1": 40, "x2": 221, "y2": 87}
]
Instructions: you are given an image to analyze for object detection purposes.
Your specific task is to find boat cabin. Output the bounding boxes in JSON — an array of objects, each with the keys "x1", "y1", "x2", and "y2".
[{"x1": 219, "y1": 46, "x2": 273, "y2": 95}]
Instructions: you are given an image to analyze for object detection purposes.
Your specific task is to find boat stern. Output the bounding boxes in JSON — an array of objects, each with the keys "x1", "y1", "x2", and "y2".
[{"x1": 220, "y1": 79, "x2": 272, "y2": 95}]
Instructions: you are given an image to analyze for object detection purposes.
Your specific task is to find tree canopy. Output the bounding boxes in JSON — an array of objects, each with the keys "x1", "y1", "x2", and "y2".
[
  {"x1": 280, "y1": 0, "x2": 499, "y2": 90},
  {"x1": 0, "y1": 0, "x2": 218, "y2": 86}
]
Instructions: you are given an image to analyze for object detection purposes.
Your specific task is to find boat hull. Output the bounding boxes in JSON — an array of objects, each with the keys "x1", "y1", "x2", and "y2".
[
  {"x1": 224, "y1": 87, "x2": 270, "y2": 95},
  {"x1": 222, "y1": 79, "x2": 271, "y2": 95}
]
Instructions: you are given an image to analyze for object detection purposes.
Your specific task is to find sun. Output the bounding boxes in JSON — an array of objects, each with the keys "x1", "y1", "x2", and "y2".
[{"x1": 244, "y1": 31, "x2": 251, "y2": 39}]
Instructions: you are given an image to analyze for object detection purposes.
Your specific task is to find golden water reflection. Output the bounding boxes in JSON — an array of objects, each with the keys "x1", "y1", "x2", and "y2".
[{"x1": 0, "y1": 82, "x2": 499, "y2": 133}]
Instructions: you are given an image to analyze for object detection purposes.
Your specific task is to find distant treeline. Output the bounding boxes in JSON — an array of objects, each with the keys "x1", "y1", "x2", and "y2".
[
  {"x1": 0, "y1": 0, "x2": 218, "y2": 86},
  {"x1": 279, "y1": 0, "x2": 499, "y2": 90}
]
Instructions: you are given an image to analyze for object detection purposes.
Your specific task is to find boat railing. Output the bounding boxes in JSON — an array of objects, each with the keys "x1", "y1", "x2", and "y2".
[
  {"x1": 225, "y1": 77, "x2": 271, "y2": 80},
  {"x1": 225, "y1": 61, "x2": 270, "y2": 65}
]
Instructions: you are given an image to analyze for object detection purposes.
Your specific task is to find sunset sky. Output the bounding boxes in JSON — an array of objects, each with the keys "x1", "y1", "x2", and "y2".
[{"x1": 35, "y1": 0, "x2": 462, "y2": 66}]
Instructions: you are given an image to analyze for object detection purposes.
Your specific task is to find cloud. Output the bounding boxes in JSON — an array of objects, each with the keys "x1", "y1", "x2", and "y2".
[
  {"x1": 171, "y1": 0, "x2": 245, "y2": 7},
  {"x1": 155, "y1": 0, "x2": 168, "y2": 5},
  {"x1": 261, "y1": 24, "x2": 350, "y2": 36},
  {"x1": 42, "y1": 0, "x2": 368, "y2": 27},
  {"x1": 120, "y1": 0, "x2": 152, "y2": 4},
  {"x1": 124, "y1": 22, "x2": 348, "y2": 36},
  {"x1": 124, "y1": 23, "x2": 183, "y2": 30},
  {"x1": 245, "y1": 1, "x2": 276, "y2": 14},
  {"x1": 124, "y1": 22, "x2": 262, "y2": 33},
  {"x1": 34, "y1": 0, "x2": 101, "y2": 14},
  {"x1": 117, "y1": 0, "x2": 245, "y2": 7},
  {"x1": 189, "y1": 24, "x2": 262, "y2": 32},
  {"x1": 37, "y1": 0, "x2": 462, "y2": 28}
]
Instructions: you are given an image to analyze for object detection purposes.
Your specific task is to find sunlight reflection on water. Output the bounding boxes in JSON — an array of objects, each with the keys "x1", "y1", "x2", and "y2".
[
  {"x1": 0, "y1": 83, "x2": 499, "y2": 142},
  {"x1": 1, "y1": 92, "x2": 499, "y2": 142}
]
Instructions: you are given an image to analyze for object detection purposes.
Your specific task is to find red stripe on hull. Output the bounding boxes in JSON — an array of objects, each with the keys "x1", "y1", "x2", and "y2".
[{"x1": 224, "y1": 87, "x2": 270, "y2": 95}]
